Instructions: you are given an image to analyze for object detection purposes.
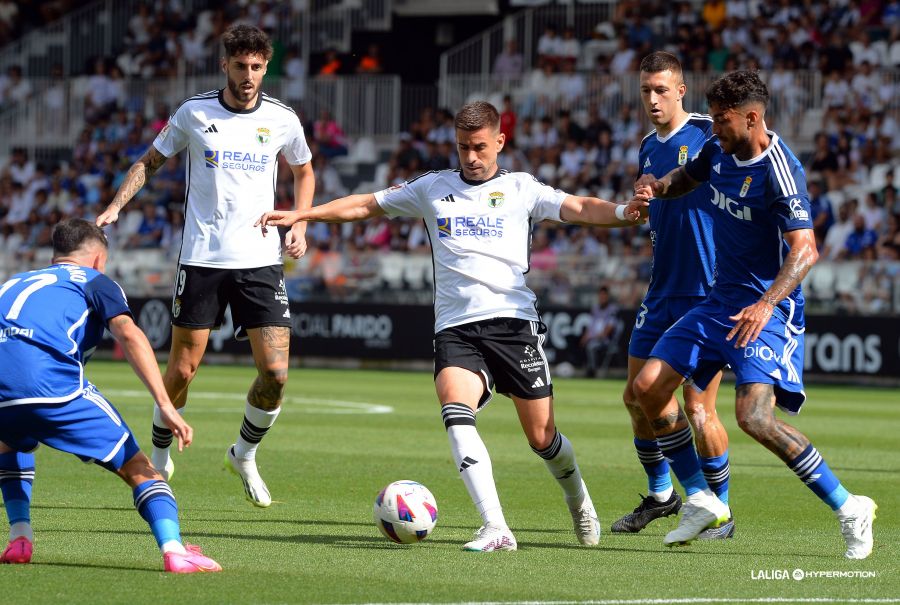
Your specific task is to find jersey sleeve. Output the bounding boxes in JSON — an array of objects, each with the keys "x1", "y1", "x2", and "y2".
[
  {"x1": 525, "y1": 176, "x2": 567, "y2": 222},
  {"x1": 767, "y1": 156, "x2": 813, "y2": 232},
  {"x1": 281, "y1": 116, "x2": 313, "y2": 165},
  {"x1": 684, "y1": 138, "x2": 718, "y2": 183},
  {"x1": 152, "y1": 105, "x2": 190, "y2": 158},
  {"x1": 373, "y1": 176, "x2": 429, "y2": 218},
  {"x1": 84, "y1": 274, "x2": 133, "y2": 326}
]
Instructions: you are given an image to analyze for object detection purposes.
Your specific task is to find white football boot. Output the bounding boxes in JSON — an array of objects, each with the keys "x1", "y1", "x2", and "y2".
[
  {"x1": 225, "y1": 445, "x2": 272, "y2": 508},
  {"x1": 839, "y1": 495, "x2": 877, "y2": 559},
  {"x1": 463, "y1": 523, "x2": 517, "y2": 552},
  {"x1": 664, "y1": 490, "x2": 731, "y2": 546}
]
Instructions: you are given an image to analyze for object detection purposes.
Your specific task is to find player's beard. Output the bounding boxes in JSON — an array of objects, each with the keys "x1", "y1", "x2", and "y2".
[{"x1": 227, "y1": 74, "x2": 257, "y2": 104}]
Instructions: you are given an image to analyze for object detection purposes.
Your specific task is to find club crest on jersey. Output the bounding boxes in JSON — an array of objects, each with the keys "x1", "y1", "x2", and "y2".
[
  {"x1": 739, "y1": 176, "x2": 752, "y2": 198},
  {"x1": 487, "y1": 191, "x2": 505, "y2": 208},
  {"x1": 204, "y1": 150, "x2": 219, "y2": 168},
  {"x1": 678, "y1": 145, "x2": 689, "y2": 165},
  {"x1": 256, "y1": 127, "x2": 270, "y2": 145}
]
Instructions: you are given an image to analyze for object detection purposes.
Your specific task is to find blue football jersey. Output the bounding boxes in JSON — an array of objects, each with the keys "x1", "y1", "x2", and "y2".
[
  {"x1": 0, "y1": 264, "x2": 132, "y2": 404},
  {"x1": 640, "y1": 114, "x2": 716, "y2": 297},
  {"x1": 684, "y1": 131, "x2": 813, "y2": 322}
]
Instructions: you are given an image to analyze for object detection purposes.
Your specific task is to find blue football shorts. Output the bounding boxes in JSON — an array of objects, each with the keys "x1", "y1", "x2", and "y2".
[
  {"x1": 649, "y1": 297, "x2": 807, "y2": 414},
  {"x1": 628, "y1": 295, "x2": 707, "y2": 359},
  {"x1": 0, "y1": 384, "x2": 140, "y2": 471}
]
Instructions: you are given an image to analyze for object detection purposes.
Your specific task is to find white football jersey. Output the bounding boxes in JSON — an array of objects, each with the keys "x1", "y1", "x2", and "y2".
[
  {"x1": 375, "y1": 169, "x2": 567, "y2": 332},
  {"x1": 153, "y1": 89, "x2": 312, "y2": 268}
]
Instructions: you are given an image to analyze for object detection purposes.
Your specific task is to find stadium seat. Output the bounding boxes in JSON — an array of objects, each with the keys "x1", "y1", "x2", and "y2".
[
  {"x1": 378, "y1": 252, "x2": 406, "y2": 290},
  {"x1": 402, "y1": 255, "x2": 432, "y2": 290},
  {"x1": 350, "y1": 137, "x2": 376, "y2": 163},
  {"x1": 868, "y1": 163, "x2": 891, "y2": 192},
  {"x1": 807, "y1": 263, "x2": 836, "y2": 300},
  {"x1": 834, "y1": 261, "x2": 862, "y2": 295}
]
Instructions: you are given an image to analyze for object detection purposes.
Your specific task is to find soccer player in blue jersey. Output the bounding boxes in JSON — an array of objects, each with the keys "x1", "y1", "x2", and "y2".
[
  {"x1": 0, "y1": 219, "x2": 221, "y2": 572},
  {"x1": 612, "y1": 52, "x2": 733, "y2": 538},
  {"x1": 630, "y1": 71, "x2": 876, "y2": 558}
]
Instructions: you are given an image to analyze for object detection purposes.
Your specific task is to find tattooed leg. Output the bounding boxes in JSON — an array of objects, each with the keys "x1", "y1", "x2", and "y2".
[
  {"x1": 247, "y1": 326, "x2": 291, "y2": 411},
  {"x1": 735, "y1": 383, "x2": 810, "y2": 463}
]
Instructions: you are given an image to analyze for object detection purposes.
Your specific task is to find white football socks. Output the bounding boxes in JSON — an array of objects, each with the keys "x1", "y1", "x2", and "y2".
[
  {"x1": 233, "y1": 402, "x2": 281, "y2": 460},
  {"x1": 446, "y1": 423, "x2": 507, "y2": 528}
]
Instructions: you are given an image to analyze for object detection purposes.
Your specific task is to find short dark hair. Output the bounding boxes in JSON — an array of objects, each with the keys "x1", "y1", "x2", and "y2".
[
  {"x1": 454, "y1": 101, "x2": 500, "y2": 132},
  {"x1": 706, "y1": 70, "x2": 769, "y2": 111},
  {"x1": 51, "y1": 218, "x2": 108, "y2": 256},
  {"x1": 222, "y1": 25, "x2": 273, "y2": 61},
  {"x1": 639, "y1": 51, "x2": 683, "y2": 77}
]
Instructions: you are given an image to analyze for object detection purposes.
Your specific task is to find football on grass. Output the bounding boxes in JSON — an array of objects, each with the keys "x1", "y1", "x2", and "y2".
[{"x1": 373, "y1": 480, "x2": 438, "y2": 544}]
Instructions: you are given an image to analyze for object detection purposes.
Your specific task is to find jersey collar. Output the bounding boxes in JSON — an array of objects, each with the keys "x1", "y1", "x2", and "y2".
[
  {"x1": 218, "y1": 88, "x2": 263, "y2": 114},
  {"x1": 655, "y1": 112, "x2": 691, "y2": 143},
  {"x1": 732, "y1": 130, "x2": 779, "y2": 167},
  {"x1": 458, "y1": 168, "x2": 507, "y2": 187}
]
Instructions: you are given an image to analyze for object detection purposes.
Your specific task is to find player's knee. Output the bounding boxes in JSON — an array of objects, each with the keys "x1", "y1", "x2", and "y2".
[
  {"x1": 260, "y1": 367, "x2": 289, "y2": 389},
  {"x1": 684, "y1": 399, "x2": 707, "y2": 427},
  {"x1": 631, "y1": 372, "x2": 657, "y2": 403},
  {"x1": 622, "y1": 381, "x2": 637, "y2": 407},
  {"x1": 527, "y1": 426, "x2": 556, "y2": 451},
  {"x1": 735, "y1": 407, "x2": 773, "y2": 440},
  {"x1": 168, "y1": 358, "x2": 200, "y2": 385}
]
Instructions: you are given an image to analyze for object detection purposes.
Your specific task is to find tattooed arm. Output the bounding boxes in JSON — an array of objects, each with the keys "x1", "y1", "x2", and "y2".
[
  {"x1": 96, "y1": 146, "x2": 169, "y2": 226},
  {"x1": 643, "y1": 166, "x2": 703, "y2": 199},
  {"x1": 726, "y1": 228, "x2": 818, "y2": 348}
]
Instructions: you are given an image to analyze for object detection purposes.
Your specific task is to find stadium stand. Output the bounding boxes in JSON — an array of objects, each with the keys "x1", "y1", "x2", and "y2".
[{"x1": 0, "y1": 0, "x2": 898, "y2": 315}]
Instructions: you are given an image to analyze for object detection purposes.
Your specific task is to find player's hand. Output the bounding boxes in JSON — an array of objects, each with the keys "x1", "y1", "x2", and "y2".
[
  {"x1": 95, "y1": 206, "x2": 120, "y2": 227},
  {"x1": 284, "y1": 223, "x2": 308, "y2": 259},
  {"x1": 158, "y1": 404, "x2": 193, "y2": 451},
  {"x1": 634, "y1": 173, "x2": 657, "y2": 192},
  {"x1": 255, "y1": 210, "x2": 301, "y2": 235},
  {"x1": 624, "y1": 190, "x2": 651, "y2": 222},
  {"x1": 727, "y1": 300, "x2": 775, "y2": 349}
]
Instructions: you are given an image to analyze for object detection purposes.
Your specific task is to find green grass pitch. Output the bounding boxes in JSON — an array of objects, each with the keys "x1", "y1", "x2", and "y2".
[{"x1": 2, "y1": 361, "x2": 897, "y2": 604}]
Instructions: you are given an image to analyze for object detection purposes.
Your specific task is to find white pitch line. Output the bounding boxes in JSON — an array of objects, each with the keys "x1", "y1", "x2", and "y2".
[
  {"x1": 102, "y1": 389, "x2": 393, "y2": 415},
  {"x1": 346, "y1": 597, "x2": 900, "y2": 605}
]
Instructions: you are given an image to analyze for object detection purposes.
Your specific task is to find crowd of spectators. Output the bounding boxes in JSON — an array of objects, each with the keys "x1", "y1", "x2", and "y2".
[{"x1": 0, "y1": 0, "x2": 898, "y2": 314}]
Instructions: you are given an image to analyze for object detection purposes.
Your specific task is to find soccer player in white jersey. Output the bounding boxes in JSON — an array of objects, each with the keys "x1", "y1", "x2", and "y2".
[
  {"x1": 629, "y1": 71, "x2": 876, "y2": 558},
  {"x1": 256, "y1": 101, "x2": 647, "y2": 551},
  {"x1": 612, "y1": 52, "x2": 733, "y2": 538},
  {"x1": 96, "y1": 25, "x2": 315, "y2": 508}
]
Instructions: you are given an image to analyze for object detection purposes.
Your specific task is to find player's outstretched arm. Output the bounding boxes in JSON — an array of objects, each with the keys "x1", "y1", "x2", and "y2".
[
  {"x1": 727, "y1": 228, "x2": 818, "y2": 348},
  {"x1": 96, "y1": 147, "x2": 169, "y2": 226},
  {"x1": 256, "y1": 193, "x2": 386, "y2": 233},
  {"x1": 107, "y1": 314, "x2": 193, "y2": 450},
  {"x1": 645, "y1": 166, "x2": 701, "y2": 199},
  {"x1": 559, "y1": 193, "x2": 649, "y2": 226}
]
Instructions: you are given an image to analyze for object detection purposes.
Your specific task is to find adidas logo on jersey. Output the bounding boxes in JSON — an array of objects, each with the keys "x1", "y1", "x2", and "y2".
[
  {"x1": 713, "y1": 163, "x2": 721, "y2": 174},
  {"x1": 204, "y1": 124, "x2": 219, "y2": 133},
  {"x1": 439, "y1": 193, "x2": 456, "y2": 203},
  {"x1": 643, "y1": 157, "x2": 651, "y2": 169}
]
